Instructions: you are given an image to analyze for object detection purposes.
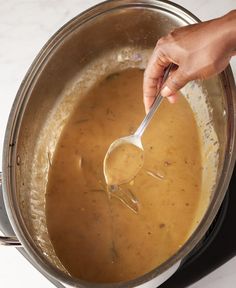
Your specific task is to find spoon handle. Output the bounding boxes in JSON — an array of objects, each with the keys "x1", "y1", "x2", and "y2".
[{"x1": 134, "y1": 64, "x2": 173, "y2": 138}]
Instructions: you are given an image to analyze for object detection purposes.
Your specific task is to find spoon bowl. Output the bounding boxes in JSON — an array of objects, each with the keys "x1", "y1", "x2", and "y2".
[{"x1": 103, "y1": 135, "x2": 144, "y2": 186}]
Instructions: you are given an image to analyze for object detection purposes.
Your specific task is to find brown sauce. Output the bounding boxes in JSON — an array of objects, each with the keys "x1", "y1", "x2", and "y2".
[{"x1": 46, "y1": 68, "x2": 202, "y2": 283}]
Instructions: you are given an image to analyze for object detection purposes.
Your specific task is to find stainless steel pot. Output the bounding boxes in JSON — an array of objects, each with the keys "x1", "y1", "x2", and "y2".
[{"x1": 1, "y1": 0, "x2": 236, "y2": 287}]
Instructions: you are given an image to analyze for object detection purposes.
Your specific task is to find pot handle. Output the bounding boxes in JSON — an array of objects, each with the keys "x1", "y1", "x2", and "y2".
[
  {"x1": 0, "y1": 236, "x2": 21, "y2": 246},
  {"x1": 0, "y1": 172, "x2": 21, "y2": 246}
]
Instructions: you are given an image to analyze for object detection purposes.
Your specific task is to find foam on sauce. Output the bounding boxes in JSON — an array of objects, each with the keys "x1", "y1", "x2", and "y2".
[{"x1": 46, "y1": 68, "x2": 202, "y2": 283}]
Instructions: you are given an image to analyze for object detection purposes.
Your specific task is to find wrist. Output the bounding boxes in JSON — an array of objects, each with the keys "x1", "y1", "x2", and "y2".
[{"x1": 219, "y1": 10, "x2": 236, "y2": 54}]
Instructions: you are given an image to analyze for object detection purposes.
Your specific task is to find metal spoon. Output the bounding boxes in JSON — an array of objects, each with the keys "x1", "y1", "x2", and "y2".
[{"x1": 103, "y1": 64, "x2": 173, "y2": 187}]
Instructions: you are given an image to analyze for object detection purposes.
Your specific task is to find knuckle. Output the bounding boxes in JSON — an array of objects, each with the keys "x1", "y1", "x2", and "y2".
[
  {"x1": 143, "y1": 69, "x2": 149, "y2": 79},
  {"x1": 168, "y1": 69, "x2": 190, "y2": 91},
  {"x1": 155, "y1": 36, "x2": 166, "y2": 48},
  {"x1": 143, "y1": 86, "x2": 156, "y2": 99},
  {"x1": 144, "y1": 76, "x2": 158, "y2": 90},
  {"x1": 154, "y1": 37, "x2": 168, "y2": 56},
  {"x1": 144, "y1": 69, "x2": 153, "y2": 81},
  {"x1": 168, "y1": 77, "x2": 182, "y2": 91},
  {"x1": 168, "y1": 27, "x2": 180, "y2": 38},
  {"x1": 153, "y1": 48, "x2": 169, "y2": 68}
]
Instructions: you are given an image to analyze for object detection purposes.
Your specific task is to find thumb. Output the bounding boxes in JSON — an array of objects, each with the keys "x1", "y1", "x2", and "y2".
[{"x1": 161, "y1": 68, "x2": 190, "y2": 97}]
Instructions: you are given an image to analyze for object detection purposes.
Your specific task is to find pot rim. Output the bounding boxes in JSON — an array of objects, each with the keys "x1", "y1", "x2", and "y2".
[{"x1": 2, "y1": 0, "x2": 236, "y2": 287}]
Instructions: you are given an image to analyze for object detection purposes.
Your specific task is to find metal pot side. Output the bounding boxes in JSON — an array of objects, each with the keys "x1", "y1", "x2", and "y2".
[{"x1": 1, "y1": 1, "x2": 236, "y2": 287}]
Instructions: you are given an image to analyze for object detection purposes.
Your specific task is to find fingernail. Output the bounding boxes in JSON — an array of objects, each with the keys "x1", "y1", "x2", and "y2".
[
  {"x1": 161, "y1": 86, "x2": 172, "y2": 97},
  {"x1": 167, "y1": 95, "x2": 176, "y2": 103},
  {"x1": 145, "y1": 107, "x2": 150, "y2": 114}
]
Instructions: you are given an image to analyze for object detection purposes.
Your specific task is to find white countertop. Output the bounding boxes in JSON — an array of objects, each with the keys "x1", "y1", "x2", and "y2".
[{"x1": 0, "y1": 1, "x2": 236, "y2": 287}]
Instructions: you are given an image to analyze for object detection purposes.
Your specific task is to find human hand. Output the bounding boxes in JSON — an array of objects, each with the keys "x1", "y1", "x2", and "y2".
[{"x1": 143, "y1": 10, "x2": 236, "y2": 112}]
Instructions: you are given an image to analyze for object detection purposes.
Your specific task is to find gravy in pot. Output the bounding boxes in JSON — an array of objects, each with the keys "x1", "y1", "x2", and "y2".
[{"x1": 46, "y1": 69, "x2": 202, "y2": 283}]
